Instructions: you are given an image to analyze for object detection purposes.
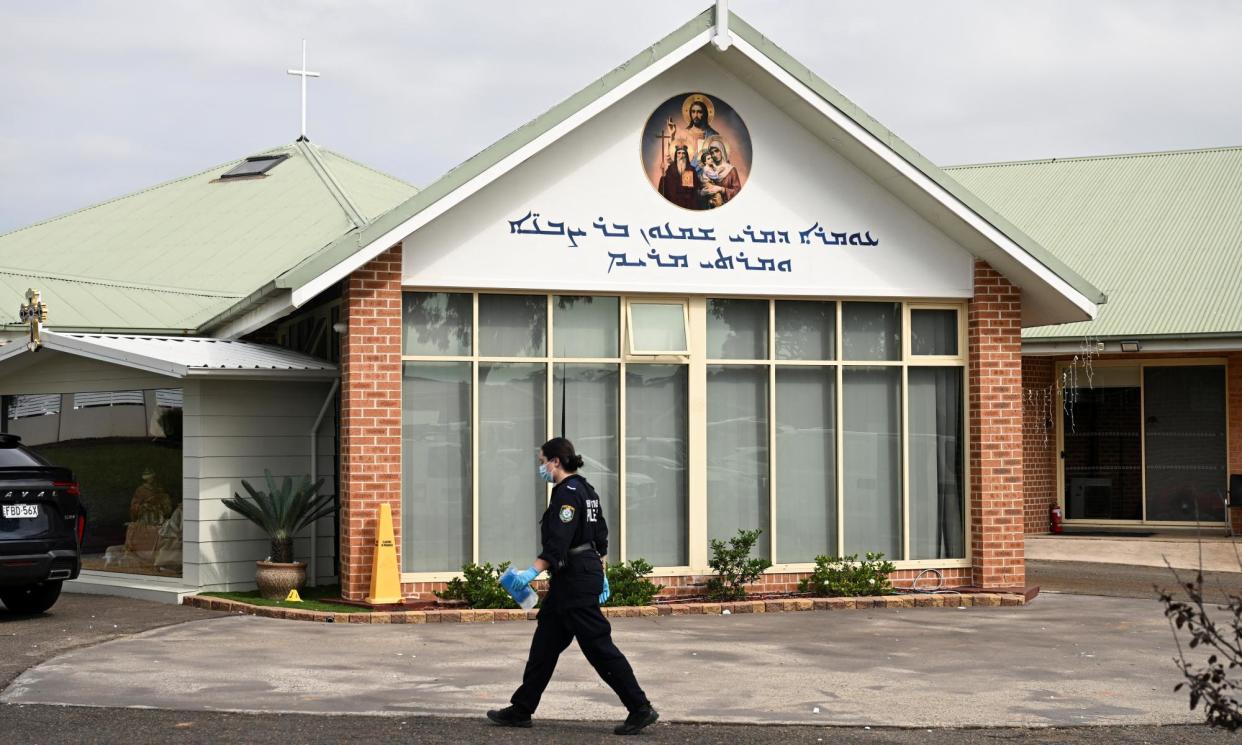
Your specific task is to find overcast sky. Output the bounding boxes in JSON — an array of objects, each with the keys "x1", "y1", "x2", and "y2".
[{"x1": 2, "y1": 0, "x2": 1240, "y2": 234}]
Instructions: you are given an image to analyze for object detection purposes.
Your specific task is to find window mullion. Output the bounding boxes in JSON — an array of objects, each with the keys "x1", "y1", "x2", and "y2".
[{"x1": 470, "y1": 292, "x2": 480, "y2": 565}]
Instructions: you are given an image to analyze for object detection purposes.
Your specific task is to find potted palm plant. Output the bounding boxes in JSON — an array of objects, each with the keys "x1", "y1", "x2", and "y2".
[{"x1": 222, "y1": 471, "x2": 330, "y2": 599}]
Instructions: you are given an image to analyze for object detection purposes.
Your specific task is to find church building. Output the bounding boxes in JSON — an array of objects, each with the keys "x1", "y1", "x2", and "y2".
[{"x1": 6, "y1": 7, "x2": 1232, "y2": 605}]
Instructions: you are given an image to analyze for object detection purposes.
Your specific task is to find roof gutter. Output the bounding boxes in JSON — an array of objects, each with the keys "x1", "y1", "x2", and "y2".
[{"x1": 1024, "y1": 334, "x2": 1242, "y2": 356}]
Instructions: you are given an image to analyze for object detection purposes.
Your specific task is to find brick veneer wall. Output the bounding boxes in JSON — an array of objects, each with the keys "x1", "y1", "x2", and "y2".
[
  {"x1": 339, "y1": 244, "x2": 404, "y2": 601},
  {"x1": 968, "y1": 261, "x2": 1025, "y2": 589},
  {"x1": 1022, "y1": 357, "x2": 1057, "y2": 534},
  {"x1": 397, "y1": 567, "x2": 977, "y2": 602}
]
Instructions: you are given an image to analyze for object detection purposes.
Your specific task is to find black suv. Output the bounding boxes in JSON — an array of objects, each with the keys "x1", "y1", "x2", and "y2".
[{"x1": 0, "y1": 434, "x2": 85, "y2": 613}]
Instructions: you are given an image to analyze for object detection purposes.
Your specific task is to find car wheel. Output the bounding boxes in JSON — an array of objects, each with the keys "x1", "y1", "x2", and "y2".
[{"x1": 0, "y1": 581, "x2": 63, "y2": 614}]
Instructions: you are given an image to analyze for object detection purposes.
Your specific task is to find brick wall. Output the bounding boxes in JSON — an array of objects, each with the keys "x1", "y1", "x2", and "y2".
[
  {"x1": 398, "y1": 567, "x2": 978, "y2": 602},
  {"x1": 1022, "y1": 357, "x2": 1056, "y2": 533},
  {"x1": 968, "y1": 261, "x2": 1025, "y2": 589},
  {"x1": 339, "y1": 244, "x2": 404, "y2": 602},
  {"x1": 1228, "y1": 352, "x2": 1242, "y2": 479}
]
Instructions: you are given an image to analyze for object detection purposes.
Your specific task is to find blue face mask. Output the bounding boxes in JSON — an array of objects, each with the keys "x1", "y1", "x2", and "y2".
[{"x1": 538, "y1": 463, "x2": 555, "y2": 483}]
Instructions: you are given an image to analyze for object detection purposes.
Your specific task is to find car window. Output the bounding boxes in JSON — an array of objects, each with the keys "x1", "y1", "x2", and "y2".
[{"x1": 0, "y1": 446, "x2": 44, "y2": 467}]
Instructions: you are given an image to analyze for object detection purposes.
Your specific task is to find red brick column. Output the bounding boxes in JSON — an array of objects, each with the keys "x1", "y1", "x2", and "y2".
[
  {"x1": 1022, "y1": 357, "x2": 1056, "y2": 534},
  {"x1": 339, "y1": 244, "x2": 403, "y2": 602},
  {"x1": 1228, "y1": 353, "x2": 1242, "y2": 477},
  {"x1": 968, "y1": 260, "x2": 1024, "y2": 588}
]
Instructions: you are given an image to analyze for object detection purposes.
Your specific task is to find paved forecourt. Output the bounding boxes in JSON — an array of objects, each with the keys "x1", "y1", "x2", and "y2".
[{"x1": 2, "y1": 593, "x2": 1198, "y2": 727}]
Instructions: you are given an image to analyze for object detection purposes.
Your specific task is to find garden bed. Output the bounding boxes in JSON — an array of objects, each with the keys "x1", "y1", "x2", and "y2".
[{"x1": 183, "y1": 589, "x2": 1028, "y2": 623}]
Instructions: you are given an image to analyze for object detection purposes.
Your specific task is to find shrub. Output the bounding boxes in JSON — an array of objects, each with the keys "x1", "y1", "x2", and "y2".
[
  {"x1": 604, "y1": 558, "x2": 664, "y2": 607},
  {"x1": 435, "y1": 562, "x2": 518, "y2": 609},
  {"x1": 221, "y1": 471, "x2": 330, "y2": 563},
  {"x1": 799, "y1": 553, "x2": 896, "y2": 597},
  {"x1": 1159, "y1": 567, "x2": 1242, "y2": 730},
  {"x1": 705, "y1": 529, "x2": 772, "y2": 601}
]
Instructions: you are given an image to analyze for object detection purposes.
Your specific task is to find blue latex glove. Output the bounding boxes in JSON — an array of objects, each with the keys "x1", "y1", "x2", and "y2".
[
  {"x1": 513, "y1": 566, "x2": 539, "y2": 591},
  {"x1": 598, "y1": 573, "x2": 611, "y2": 605}
]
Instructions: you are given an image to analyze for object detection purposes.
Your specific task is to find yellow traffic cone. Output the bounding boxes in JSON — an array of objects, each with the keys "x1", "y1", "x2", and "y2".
[{"x1": 366, "y1": 502, "x2": 402, "y2": 604}]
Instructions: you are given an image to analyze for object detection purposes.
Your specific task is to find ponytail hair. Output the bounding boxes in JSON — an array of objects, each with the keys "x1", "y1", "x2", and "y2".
[{"x1": 541, "y1": 437, "x2": 584, "y2": 472}]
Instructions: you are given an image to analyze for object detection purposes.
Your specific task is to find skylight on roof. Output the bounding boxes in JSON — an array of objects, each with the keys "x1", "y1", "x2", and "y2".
[{"x1": 219, "y1": 154, "x2": 288, "y2": 180}]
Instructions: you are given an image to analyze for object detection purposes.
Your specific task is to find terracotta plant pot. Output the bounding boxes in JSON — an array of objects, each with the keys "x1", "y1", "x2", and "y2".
[{"x1": 255, "y1": 560, "x2": 307, "y2": 599}]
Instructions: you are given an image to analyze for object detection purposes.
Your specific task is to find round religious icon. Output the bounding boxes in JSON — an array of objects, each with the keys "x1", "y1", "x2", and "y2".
[{"x1": 642, "y1": 92, "x2": 752, "y2": 211}]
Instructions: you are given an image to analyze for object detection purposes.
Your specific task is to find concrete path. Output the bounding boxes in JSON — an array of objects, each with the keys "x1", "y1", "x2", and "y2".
[
  {"x1": 1, "y1": 593, "x2": 1202, "y2": 727},
  {"x1": 1027, "y1": 535, "x2": 1242, "y2": 573}
]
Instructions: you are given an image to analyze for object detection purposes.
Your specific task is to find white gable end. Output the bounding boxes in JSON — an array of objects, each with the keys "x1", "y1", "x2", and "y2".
[{"x1": 403, "y1": 50, "x2": 973, "y2": 299}]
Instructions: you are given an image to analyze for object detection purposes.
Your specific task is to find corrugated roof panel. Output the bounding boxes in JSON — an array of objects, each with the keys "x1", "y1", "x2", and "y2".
[
  {"x1": 56, "y1": 333, "x2": 336, "y2": 373},
  {"x1": 0, "y1": 142, "x2": 417, "y2": 332},
  {"x1": 0, "y1": 272, "x2": 238, "y2": 330},
  {"x1": 947, "y1": 147, "x2": 1242, "y2": 339}
]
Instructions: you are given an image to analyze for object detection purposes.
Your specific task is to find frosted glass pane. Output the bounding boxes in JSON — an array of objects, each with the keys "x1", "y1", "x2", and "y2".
[
  {"x1": 1144, "y1": 366, "x2": 1227, "y2": 522},
  {"x1": 911, "y1": 310, "x2": 957, "y2": 356},
  {"x1": 776, "y1": 300, "x2": 835, "y2": 360},
  {"x1": 630, "y1": 303, "x2": 687, "y2": 353},
  {"x1": 909, "y1": 367, "x2": 964, "y2": 559},
  {"x1": 843, "y1": 367, "x2": 902, "y2": 558},
  {"x1": 401, "y1": 362, "x2": 471, "y2": 571},
  {"x1": 707, "y1": 365, "x2": 769, "y2": 557},
  {"x1": 775, "y1": 367, "x2": 836, "y2": 563},
  {"x1": 626, "y1": 365, "x2": 688, "y2": 565},
  {"x1": 707, "y1": 299, "x2": 767, "y2": 359},
  {"x1": 478, "y1": 363, "x2": 546, "y2": 564},
  {"x1": 479, "y1": 294, "x2": 546, "y2": 357},
  {"x1": 843, "y1": 302, "x2": 901, "y2": 361},
  {"x1": 554, "y1": 296, "x2": 619, "y2": 358},
  {"x1": 402, "y1": 292, "x2": 471, "y2": 356},
  {"x1": 554, "y1": 364, "x2": 620, "y2": 542}
]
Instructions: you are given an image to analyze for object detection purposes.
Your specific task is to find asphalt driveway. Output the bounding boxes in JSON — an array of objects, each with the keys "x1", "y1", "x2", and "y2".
[{"x1": 1, "y1": 592, "x2": 1204, "y2": 727}]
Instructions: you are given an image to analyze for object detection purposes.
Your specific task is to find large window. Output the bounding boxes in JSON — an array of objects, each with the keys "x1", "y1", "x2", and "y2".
[
  {"x1": 401, "y1": 292, "x2": 966, "y2": 575},
  {"x1": 3, "y1": 389, "x2": 184, "y2": 577}
]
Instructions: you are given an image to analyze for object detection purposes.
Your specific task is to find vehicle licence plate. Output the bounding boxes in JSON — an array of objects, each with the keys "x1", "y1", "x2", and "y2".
[{"x1": 2, "y1": 504, "x2": 38, "y2": 519}]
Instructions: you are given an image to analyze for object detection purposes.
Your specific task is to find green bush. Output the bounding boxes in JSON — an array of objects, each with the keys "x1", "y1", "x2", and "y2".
[
  {"x1": 435, "y1": 562, "x2": 519, "y2": 609},
  {"x1": 798, "y1": 552, "x2": 896, "y2": 597},
  {"x1": 705, "y1": 529, "x2": 772, "y2": 601},
  {"x1": 604, "y1": 559, "x2": 664, "y2": 607}
]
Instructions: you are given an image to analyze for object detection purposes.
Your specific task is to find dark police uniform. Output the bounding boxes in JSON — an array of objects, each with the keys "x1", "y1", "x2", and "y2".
[{"x1": 510, "y1": 473, "x2": 650, "y2": 716}]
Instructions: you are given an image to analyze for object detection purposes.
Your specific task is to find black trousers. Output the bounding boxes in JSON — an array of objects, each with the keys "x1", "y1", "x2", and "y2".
[{"x1": 510, "y1": 604, "x2": 649, "y2": 715}]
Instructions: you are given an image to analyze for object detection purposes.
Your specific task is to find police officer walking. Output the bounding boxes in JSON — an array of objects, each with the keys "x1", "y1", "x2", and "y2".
[{"x1": 487, "y1": 437, "x2": 659, "y2": 736}]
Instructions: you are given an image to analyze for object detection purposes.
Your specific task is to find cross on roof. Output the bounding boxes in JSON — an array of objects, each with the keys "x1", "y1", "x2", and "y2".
[{"x1": 287, "y1": 40, "x2": 321, "y2": 140}]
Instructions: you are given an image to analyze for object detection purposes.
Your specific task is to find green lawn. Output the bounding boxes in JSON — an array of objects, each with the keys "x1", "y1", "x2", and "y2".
[{"x1": 201, "y1": 584, "x2": 371, "y2": 613}]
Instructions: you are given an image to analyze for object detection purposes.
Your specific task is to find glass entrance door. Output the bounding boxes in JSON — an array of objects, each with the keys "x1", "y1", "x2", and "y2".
[
  {"x1": 1143, "y1": 366, "x2": 1227, "y2": 522},
  {"x1": 1060, "y1": 363, "x2": 1228, "y2": 524},
  {"x1": 1061, "y1": 367, "x2": 1143, "y2": 520}
]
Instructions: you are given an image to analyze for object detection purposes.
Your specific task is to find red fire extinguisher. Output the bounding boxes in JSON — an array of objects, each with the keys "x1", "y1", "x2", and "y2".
[{"x1": 1050, "y1": 503, "x2": 1063, "y2": 534}]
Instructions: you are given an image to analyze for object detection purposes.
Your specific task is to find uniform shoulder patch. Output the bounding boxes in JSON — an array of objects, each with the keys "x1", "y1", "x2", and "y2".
[{"x1": 558, "y1": 504, "x2": 576, "y2": 523}]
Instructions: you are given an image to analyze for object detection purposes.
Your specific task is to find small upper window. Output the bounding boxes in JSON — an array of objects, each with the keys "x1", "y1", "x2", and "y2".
[
  {"x1": 627, "y1": 300, "x2": 689, "y2": 355},
  {"x1": 219, "y1": 155, "x2": 288, "y2": 179}
]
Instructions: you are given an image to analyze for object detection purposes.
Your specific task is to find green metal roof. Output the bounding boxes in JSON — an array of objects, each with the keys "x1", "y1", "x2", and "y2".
[
  {"x1": 0, "y1": 142, "x2": 417, "y2": 331},
  {"x1": 947, "y1": 146, "x2": 1242, "y2": 340},
  {"x1": 272, "y1": 8, "x2": 1103, "y2": 325}
]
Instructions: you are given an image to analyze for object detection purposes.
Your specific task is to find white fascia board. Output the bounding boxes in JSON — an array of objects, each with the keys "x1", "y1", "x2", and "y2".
[
  {"x1": 43, "y1": 333, "x2": 187, "y2": 378},
  {"x1": 289, "y1": 29, "x2": 715, "y2": 309},
  {"x1": 727, "y1": 35, "x2": 1099, "y2": 321},
  {"x1": 209, "y1": 290, "x2": 296, "y2": 340},
  {"x1": 0, "y1": 341, "x2": 29, "y2": 365}
]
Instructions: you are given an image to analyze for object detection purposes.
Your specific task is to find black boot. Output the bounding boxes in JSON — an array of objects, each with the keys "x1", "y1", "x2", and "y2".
[
  {"x1": 487, "y1": 705, "x2": 533, "y2": 728},
  {"x1": 614, "y1": 705, "x2": 658, "y2": 735}
]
